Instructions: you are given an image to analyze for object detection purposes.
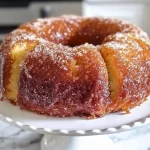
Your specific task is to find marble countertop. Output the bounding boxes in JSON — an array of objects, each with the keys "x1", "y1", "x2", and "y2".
[
  {"x1": 0, "y1": 121, "x2": 42, "y2": 150},
  {"x1": 0, "y1": 120, "x2": 150, "y2": 150}
]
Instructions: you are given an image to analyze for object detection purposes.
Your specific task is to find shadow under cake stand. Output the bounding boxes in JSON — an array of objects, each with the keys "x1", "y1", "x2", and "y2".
[{"x1": 0, "y1": 97, "x2": 150, "y2": 150}]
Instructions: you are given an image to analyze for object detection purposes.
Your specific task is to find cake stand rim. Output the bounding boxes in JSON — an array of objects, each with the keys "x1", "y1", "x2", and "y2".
[{"x1": 0, "y1": 113, "x2": 150, "y2": 136}]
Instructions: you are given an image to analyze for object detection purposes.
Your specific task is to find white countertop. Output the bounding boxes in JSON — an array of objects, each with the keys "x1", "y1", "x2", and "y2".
[{"x1": 0, "y1": 120, "x2": 150, "y2": 150}]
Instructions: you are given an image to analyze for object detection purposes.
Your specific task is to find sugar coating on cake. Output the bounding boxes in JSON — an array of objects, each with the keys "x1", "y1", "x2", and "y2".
[
  {"x1": 18, "y1": 43, "x2": 110, "y2": 117},
  {"x1": 0, "y1": 15, "x2": 150, "y2": 118}
]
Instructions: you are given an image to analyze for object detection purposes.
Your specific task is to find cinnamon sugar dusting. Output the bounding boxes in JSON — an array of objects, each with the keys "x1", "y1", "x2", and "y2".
[
  {"x1": 0, "y1": 15, "x2": 150, "y2": 118},
  {"x1": 102, "y1": 33, "x2": 150, "y2": 111},
  {"x1": 18, "y1": 43, "x2": 110, "y2": 117}
]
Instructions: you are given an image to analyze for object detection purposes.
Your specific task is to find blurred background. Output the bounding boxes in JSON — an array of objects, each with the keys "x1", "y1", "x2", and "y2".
[
  {"x1": 0, "y1": 0, "x2": 150, "y2": 150},
  {"x1": 0, "y1": 0, "x2": 150, "y2": 42}
]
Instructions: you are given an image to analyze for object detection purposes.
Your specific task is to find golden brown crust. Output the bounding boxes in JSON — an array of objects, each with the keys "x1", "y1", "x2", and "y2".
[
  {"x1": 19, "y1": 16, "x2": 83, "y2": 45},
  {"x1": 0, "y1": 30, "x2": 41, "y2": 101},
  {"x1": 99, "y1": 33, "x2": 150, "y2": 112},
  {"x1": 18, "y1": 43, "x2": 110, "y2": 118},
  {"x1": 19, "y1": 16, "x2": 148, "y2": 46},
  {"x1": 0, "y1": 15, "x2": 150, "y2": 118}
]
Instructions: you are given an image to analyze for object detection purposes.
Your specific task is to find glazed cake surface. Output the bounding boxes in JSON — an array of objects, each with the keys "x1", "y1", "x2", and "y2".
[{"x1": 0, "y1": 15, "x2": 150, "y2": 118}]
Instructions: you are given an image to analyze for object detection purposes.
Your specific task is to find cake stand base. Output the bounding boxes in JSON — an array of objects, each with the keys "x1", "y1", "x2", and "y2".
[{"x1": 41, "y1": 135, "x2": 117, "y2": 150}]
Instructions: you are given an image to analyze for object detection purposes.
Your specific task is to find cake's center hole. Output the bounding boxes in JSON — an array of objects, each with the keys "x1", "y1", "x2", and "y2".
[{"x1": 66, "y1": 34, "x2": 105, "y2": 47}]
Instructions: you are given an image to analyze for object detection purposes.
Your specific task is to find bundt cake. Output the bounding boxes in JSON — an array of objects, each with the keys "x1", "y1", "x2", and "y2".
[{"x1": 0, "y1": 15, "x2": 150, "y2": 118}]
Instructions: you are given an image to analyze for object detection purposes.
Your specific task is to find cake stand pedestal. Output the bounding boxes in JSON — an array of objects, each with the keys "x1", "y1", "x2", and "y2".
[
  {"x1": 41, "y1": 135, "x2": 116, "y2": 150},
  {"x1": 0, "y1": 97, "x2": 150, "y2": 150}
]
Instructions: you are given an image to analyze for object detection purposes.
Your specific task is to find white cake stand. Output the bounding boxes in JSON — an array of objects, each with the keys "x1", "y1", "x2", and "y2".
[{"x1": 0, "y1": 97, "x2": 150, "y2": 150}]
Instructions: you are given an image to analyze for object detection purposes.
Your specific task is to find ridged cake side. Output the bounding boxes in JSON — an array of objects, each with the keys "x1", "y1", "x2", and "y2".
[
  {"x1": 99, "y1": 33, "x2": 150, "y2": 112},
  {"x1": 0, "y1": 30, "x2": 41, "y2": 102},
  {"x1": 17, "y1": 43, "x2": 111, "y2": 118}
]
